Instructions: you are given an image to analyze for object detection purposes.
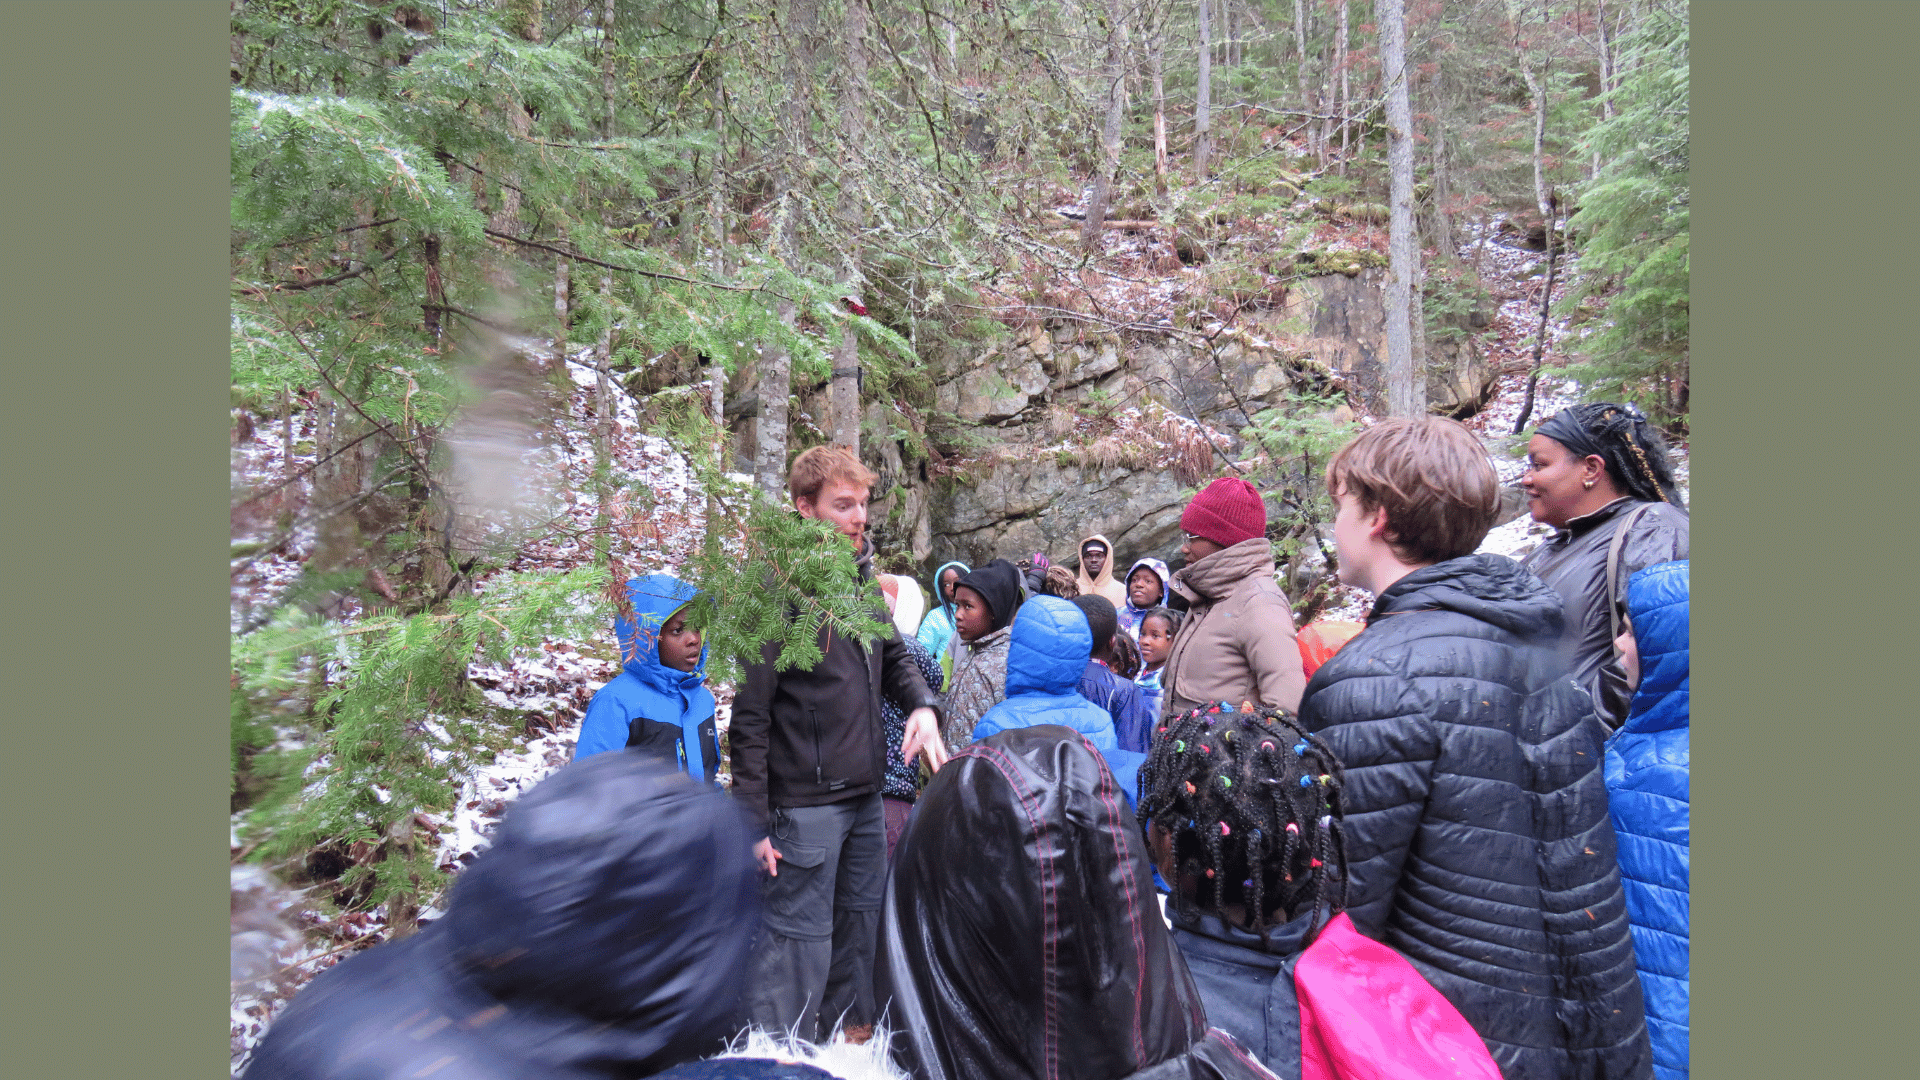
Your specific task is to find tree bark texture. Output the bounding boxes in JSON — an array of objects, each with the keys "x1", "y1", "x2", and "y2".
[
  {"x1": 1150, "y1": 34, "x2": 1168, "y2": 197},
  {"x1": 1080, "y1": 0, "x2": 1129, "y2": 250},
  {"x1": 754, "y1": 0, "x2": 817, "y2": 498},
  {"x1": 1379, "y1": 0, "x2": 1419, "y2": 418},
  {"x1": 1294, "y1": 0, "x2": 1317, "y2": 165},
  {"x1": 1336, "y1": 0, "x2": 1350, "y2": 171},
  {"x1": 830, "y1": 0, "x2": 871, "y2": 452},
  {"x1": 1195, "y1": 0, "x2": 1212, "y2": 180}
]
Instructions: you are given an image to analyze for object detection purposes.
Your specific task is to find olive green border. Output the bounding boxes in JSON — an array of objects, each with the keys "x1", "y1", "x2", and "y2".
[
  {"x1": 1696, "y1": 3, "x2": 1910, "y2": 1077},
  {"x1": 4, "y1": 3, "x2": 1907, "y2": 1077},
  {"x1": 0, "y1": 3, "x2": 231, "y2": 1077}
]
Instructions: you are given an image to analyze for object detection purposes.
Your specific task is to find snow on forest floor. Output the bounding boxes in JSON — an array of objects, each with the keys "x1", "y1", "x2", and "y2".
[{"x1": 230, "y1": 215, "x2": 1687, "y2": 1073}]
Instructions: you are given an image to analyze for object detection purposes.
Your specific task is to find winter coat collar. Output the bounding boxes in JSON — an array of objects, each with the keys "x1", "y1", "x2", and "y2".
[
  {"x1": 1171, "y1": 538, "x2": 1276, "y2": 604},
  {"x1": 1367, "y1": 554, "x2": 1565, "y2": 640}
]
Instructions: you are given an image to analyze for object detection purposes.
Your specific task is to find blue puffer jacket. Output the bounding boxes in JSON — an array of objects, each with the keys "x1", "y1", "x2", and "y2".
[
  {"x1": 973, "y1": 595, "x2": 1146, "y2": 801},
  {"x1": 1605, "y1": 561, "x2": 1689, "y2": 1080},
  {"x1": 573, "y1": 575, "x2": 718, "y2": 785}
]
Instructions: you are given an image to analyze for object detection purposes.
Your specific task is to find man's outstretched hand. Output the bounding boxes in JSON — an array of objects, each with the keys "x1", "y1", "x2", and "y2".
[{"x1": 902, "y1": 707, "x2": 949, "y2": 773}]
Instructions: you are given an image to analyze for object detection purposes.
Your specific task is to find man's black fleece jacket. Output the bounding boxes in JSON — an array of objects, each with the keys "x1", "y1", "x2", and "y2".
[{"x1": 727, "y1": 545, "x2": 941, "y2": 835}]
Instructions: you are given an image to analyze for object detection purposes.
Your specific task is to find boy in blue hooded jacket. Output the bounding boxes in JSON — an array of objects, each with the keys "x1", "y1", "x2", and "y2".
[
  {"x1": 971, "y1": 594, "x2": 1147, "y2": 804},
  {"x1": 573, "y1": 574, "x2": 718, "y2": 785}
]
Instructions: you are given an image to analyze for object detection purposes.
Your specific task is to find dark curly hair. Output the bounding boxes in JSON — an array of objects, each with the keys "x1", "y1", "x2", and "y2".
[
  {"x1": 1135, "y1": 703, "x2": 1347, "y2": 944},
  {"x1": 1537, "y1": 402, "x2": 1687, "y2": 509}
]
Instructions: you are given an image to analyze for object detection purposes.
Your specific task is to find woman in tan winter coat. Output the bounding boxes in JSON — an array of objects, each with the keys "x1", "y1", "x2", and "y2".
[{"x1": 1159, "y1": 479, "x2": 1307, "y2": 720}]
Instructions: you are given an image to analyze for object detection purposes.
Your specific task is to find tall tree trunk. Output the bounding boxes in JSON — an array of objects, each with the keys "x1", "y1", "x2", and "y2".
[
  {"x1": 1336, "y1": 0, "x2": 1350, "y2": 172},
  {"x1": 830, "y1": 0, "x2": 871, "y2": 452},
  {"x1": 1522, "y1": 61, "x2": 1551, "y2": 224},
  {"x1": 1294, "y1": 0, "x2": 1316, "y2": 166},
  {"x1": 1379, "y1": 0, "x2": 1418, "y2": 418},
  {"x1": 1592, "y1": 0, "x2": 1615, "y2": 180},
  {"x1": 1081, "y1": 0, "x2": 1129, "y2": 249},
  {"x1": 706, "y1": 0, "x2": 730, "y2": 467},
  {"x1": 1150, "y1": 33, "x2": 1168, "y2": 197},
  {"x1": 755, "y1": 0, "x2": 817, "y2": 499},
  {"x1": 1195, "y1": 0, "x2": 1212, "y2": 180},
  {"x1": 552, "y1": 227, "x2": 569, "y2": 365}
]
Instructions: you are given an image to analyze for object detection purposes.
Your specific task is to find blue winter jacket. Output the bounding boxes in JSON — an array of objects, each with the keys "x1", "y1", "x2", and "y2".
[
  {"x1": 1078, "y1": 660, "x2": 1155, "y2": 756},
  {"x1": 573, "y1": 575, "x2": 718, "y2": 785},
  {"x1": 1605, "y1": 561, "x2": 1689, "y2": 1080},
  {"x1": 972, "y1": 595, "x2": 1146, "y2": 802}
]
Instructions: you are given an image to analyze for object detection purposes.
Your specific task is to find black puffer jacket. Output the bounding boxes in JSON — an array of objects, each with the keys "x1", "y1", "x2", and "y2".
[
  {"x1": 1298, "y1": 555, "x2": 1651, "y2": 1080},
  {"x1": 877, "y1": 726, "x2": 1279, "y2": 1080},
  {"x1": 729, "y1": 540, "x2": 942, "y2": 833},
  {"x1": 1521, "y1": 497, "x2": 1689, "y2": 727},
  {"x1": 244, "y1": 754, "x2": 762, "y2": 1080}
]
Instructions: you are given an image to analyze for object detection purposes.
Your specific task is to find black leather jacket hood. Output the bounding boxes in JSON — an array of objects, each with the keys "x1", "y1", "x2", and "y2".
[{"x1": 877, "y1": 726, "x2": 1277, "y2": 1080}]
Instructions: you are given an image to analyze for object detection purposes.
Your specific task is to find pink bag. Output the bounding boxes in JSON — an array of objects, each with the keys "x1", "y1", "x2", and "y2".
[{"x1": 1296, "y1": 912, "x2": 1503, "y2": 1080}]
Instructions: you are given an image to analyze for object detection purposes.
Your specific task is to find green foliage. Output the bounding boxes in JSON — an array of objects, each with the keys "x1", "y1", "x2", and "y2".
[
  {"x1": 233, "y1": 568, "x2": 608, "y2": 911},
  {"x1": 1236, "y1": 392, "x2": 1359, "y2": 614},
  {"x1": 1562, "y1": 7, "x2": 1690, "y2": 423}
]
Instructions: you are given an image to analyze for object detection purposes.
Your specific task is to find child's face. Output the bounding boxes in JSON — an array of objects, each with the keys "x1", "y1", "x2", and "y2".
[
  {"x1": 657, "y1": 608, "x2": 704, "y2": 672},
  {"x1": 1127, "y1": 566, "x2": 1162, "y2": 608},
  {"x1": 952, "y1": 585, "x2": 993, "y2": 641},
  {"x1": 1138, "y1": 615, "x2": 1173, "y2": 669},
  {"x1": 940, "y1": 567, "x2": 961, "y2": 603}
]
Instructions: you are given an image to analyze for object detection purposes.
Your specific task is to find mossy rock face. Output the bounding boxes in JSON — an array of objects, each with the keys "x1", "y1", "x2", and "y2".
[
  {"x1": 1270, "y1": 182, "x2": 1302, "y2": 203},
  {"x1": 1295, "y1": 248, "x2": 1389, "y2": 277}
]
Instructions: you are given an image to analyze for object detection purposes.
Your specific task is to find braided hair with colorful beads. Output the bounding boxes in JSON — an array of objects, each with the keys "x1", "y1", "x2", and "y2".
[{"x1": 1135, "y1": 701, "x2": 1347, "y2": 943}]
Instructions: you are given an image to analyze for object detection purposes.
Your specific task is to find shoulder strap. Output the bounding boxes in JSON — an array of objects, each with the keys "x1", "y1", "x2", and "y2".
[{"x1": 1605, "y1": 503, "x2": 1657, "y2": 643}]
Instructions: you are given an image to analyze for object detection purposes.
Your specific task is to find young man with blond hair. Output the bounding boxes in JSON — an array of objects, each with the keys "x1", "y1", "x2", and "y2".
[
  {"x1": 729, "y1": 446, "x2": 947, "y2": 1043},
  {"x1": 1300, "y1": 416, "x2": 1652, "y2": 1080}
]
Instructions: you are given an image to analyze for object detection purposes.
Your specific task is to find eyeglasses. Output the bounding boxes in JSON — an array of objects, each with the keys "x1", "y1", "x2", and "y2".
[{"x1": 1182, "y1": 532, "x2": 1208, "y2": 544}]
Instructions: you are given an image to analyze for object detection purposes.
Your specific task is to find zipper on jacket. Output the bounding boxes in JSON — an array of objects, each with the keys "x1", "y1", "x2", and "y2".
[{"x1": 808, "y1": 704, "x2": 824, "y2": 786}]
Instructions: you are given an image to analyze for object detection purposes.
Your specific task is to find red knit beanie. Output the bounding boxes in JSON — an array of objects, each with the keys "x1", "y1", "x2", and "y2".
[{"x1": 1180, "y1": 477, "x2": 1267, "y2": 548}]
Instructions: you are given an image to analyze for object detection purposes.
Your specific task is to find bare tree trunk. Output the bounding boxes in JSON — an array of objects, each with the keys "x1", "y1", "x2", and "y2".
[
  {"x1": 552, "y1": 229, "x2": 570, "y2": 367},
  {"x1": 755, "y1": 0, "x2": 817, "y2": 499},
  {"x1": 830, "y1": 0, "x2": 871, "y2": 452},
  {"x1": 1294, "y1": 0, "x2": 1316, "y2": 166},
  {"x1": 1081, "y1": 0, "x2": 1130, "y2": 249},
  {"x1": 1522, "y1": 61, "x2": 1551, "y2": 224},
  {"x1": 1336, "y1": 0, "x2": 1350, "y2": 172},
  {"x1": 1592, "y1": 0, "x2": 1615, "y2": 180},
  {"x1": 1380, "y1": 0, "x2": 1418, "y2": 418},
  {"x1": 1150, "y1": 33, "x2": 1168, "y2": 197},
  {"x1": 706, "y1": 2, "x2": 730, "y2": 466},
  {"x1": 1195, "y1": 0, "x2": 1212, "y2": 180}
]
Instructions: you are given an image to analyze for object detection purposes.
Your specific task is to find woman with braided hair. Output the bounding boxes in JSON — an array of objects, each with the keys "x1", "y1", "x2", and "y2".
[
  {"x1": 1521, "y1": 402, "x2": 1689, "y2": 727},
  {"x1": 1135, "y1": 703, "x2": 1348, "y2": 1065}
]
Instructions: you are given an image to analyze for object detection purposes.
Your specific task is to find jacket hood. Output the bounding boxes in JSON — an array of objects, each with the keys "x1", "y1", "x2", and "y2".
[
  {"x1": 1121, "y1": 558, "x2": 1171, "y2": 613},
  {"x1": 1172, "y1": 538, "x2": 1275, "y2": 603},
  {"x1": 1077, "y1": 533, "x2": 1129, "y2": 606},
  {"x1": 616, "y1": 574, "x2": 708, "y2": 695},
  {"x1": 1369, "y1": 554, "x2": 1566, "y2": 641},
  {"x1": 1622, "y1": 560, "x2": 1689, "y2": 734},
  {"x1": 246, "y1": 753, "x2": 760, "y2": 1080},
  {"x1": 883, "y1": 575, "x2": 926, "y2": 639},
  {"x1": 930, "y1": 560, "x2": 970, "y2": 622},
  {"x1": 878, "y1": 726, "x2": 1209, "y2": 1080},
  {"x1": 956, "y1": 558, "x2": 1025, "y2": 632},
  {"x1": 1005, "y1": 595, "x2": 1094, "y2": 696}
]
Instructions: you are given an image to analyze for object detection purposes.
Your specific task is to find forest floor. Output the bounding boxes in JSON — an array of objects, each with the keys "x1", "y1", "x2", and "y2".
[{"x1": 227, "y1": 211, "x2": 1685, "y2": 1074}]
